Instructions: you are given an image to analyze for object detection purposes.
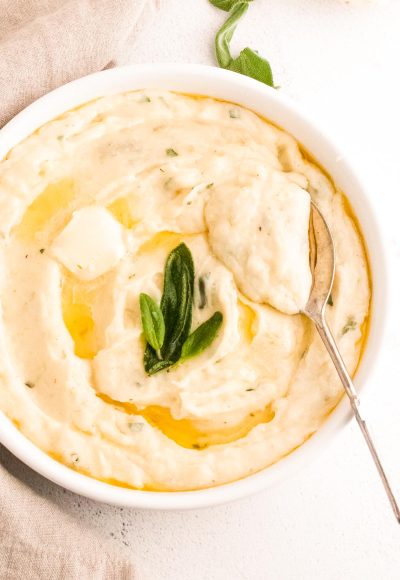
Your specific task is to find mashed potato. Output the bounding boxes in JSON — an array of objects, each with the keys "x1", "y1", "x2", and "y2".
[{"x1": 0, "y1": 90, "x2": 370, "y2": 490}]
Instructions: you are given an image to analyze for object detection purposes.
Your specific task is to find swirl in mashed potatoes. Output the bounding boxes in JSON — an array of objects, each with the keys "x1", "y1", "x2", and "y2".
[{"x1": 0, "y1": 90, "x2": 370, "y2": 490}]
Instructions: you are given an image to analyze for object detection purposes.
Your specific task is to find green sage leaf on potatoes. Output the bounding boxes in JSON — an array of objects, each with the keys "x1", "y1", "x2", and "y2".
[
  {"x1": 143, "y1": 243, "x2": 194, "y2": 374},
  {"x1": 160, "y1": 243, "x2": 194, "y2": 360},
  {"x1": 139, "y1": 293, "x2": 165, "y2": 355},
  {"x1": 142, "y1": 244, "x2": 224, "y2": 375},
  {"x1": 144, "y1": 357, "x2": 174, "y2": 376},
  {"x1": 180, "y1": 312, "x2": 223, "y2": 362}
]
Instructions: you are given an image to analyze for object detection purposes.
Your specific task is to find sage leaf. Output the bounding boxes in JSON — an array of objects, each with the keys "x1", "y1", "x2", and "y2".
[
  {"x1": 160, "y1": 243, "x2": 194, "y2": 361},
  {"x1": 139, "y1": 293, "x2": 165, "y2": 355},
  {"x1": 180, "y1": 312, "x2": 223, "y2": 362},
  {"x1": 212, "y1": 0, "x2": 274, "y2": 88},
  {"x1": 145, "y1": 356, "x2": 173, "y2": 376},
  {"x1": 228, "y1": 47, "x2": 274, "y2": 87},
  {"x1": 210, "y1": 0, "x2": 252, "y2": 12}
]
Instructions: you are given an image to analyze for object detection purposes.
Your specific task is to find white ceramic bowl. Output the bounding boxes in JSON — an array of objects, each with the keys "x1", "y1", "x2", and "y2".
[{"x1": 0, "y1": 64, "x2": 387, "y2": 509}]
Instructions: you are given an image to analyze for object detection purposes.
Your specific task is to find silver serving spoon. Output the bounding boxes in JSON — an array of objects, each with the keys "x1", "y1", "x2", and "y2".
[{"x1": 303, "y1": 201, "x2": 400, "y2": 523}]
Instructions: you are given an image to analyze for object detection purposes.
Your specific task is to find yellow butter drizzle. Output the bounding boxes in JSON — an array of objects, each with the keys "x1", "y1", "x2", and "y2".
[
  {"x1": 108, "y1": 196, "x2": 138, "y2": 229},
  {"x1": 14, "y1": 179, "x2": 75, "y2": 242},
  {"x1": 97, "y1": 393, "x2": 275, "y2": 450},
  {"x1": 137, "y1": 230, "x2": 192, "y2": 255},
  {"x1": 238, "y1": 300, "x2": 257, "y2": 343},
  {"x1": 61, "y1": 276, "x2": 107, "y2": 359}
]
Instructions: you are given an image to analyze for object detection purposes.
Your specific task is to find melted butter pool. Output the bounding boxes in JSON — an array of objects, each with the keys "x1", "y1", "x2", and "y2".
[
  {"x1": 97, "y1": 393, "x2": 275, "y2": 450},
  {"x1": 14, "y1": 179, "x2": 76, "y2": 242}
]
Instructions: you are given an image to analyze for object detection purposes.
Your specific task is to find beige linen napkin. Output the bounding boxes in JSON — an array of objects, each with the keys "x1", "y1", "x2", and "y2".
[
  {"x1": 0, "y1": 446, "x2": 135, "y2": 579},
  {"x1": 0, "y1": 1, "x2": 160, "y2": 577},
  {"x1": 0, "y1": 0, "x2": 159, "y2": 127}
]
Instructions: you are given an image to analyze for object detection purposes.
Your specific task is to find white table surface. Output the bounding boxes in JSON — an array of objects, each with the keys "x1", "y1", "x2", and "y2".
[{"x1": 10, "y1": 1, "x2": 400, "y2": 578}]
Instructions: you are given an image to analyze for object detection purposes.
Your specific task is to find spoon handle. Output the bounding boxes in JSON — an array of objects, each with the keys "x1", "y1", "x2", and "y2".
[{"x1": 314, "y1": 315, "x2": 400, "y2": 524}]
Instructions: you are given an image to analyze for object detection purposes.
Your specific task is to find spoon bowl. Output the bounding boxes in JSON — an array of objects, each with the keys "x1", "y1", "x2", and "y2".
[
  {"x1": 303, "y1": 202, "x2": 400, "y2": 523},
  {"x1": 304, "y1": 202, "x2": 335, "y2": 320}
]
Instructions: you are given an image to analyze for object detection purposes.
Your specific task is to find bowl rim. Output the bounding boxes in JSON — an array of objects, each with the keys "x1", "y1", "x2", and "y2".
[{"x1": 0, "y1": 63, "x2": 388, "y2": 510}]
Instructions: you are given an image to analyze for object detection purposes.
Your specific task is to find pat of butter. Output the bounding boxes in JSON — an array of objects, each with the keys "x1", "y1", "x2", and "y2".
[{"x1": 51, "y1": 206, "x2": 125, "y2": 280}]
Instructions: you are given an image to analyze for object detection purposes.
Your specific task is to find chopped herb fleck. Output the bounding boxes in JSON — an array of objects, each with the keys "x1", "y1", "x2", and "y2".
[
  {"x1": 300, "y1": 348, "x2": 308, "y2": 360},
  {"x1": 246, "y1": 388, "x2": 255, "y2": 392},
  {"x1": 198, "y1": 276, "x2": 207, "y2": 309},
  {"x1": 166, "y1": 148, "x2": 178, "y2": 157},
  {"x1": 39, "y1": 248, "x2": 45, "y2": 254},
  {"x1": 327, "y1": 294, "x2": 334, "y2": 306},
  {"x1": 70, "y1": 453, "x2": 80, "y2": 463},
  {"x1": 206, "y1": 182, "x2": 214, "y2": 189},
  {"x1": 159, "y1": 168, "x2": 166, "y2": 173},
  {"x1": 24, "y1": 381, "x2": 35, "y2": 389},
  {"x1": 141, "y1": 95, "x2": 151, "y2": 103},
  {"x1": 229, "y1": 109, "x2": 240, "y2": 119},
  {"x1": 342, "y1": 319, "x2": 357, "y2": 335},
  {"x1": 128, "y1": 422, "x2": 145, "y2": 433}
]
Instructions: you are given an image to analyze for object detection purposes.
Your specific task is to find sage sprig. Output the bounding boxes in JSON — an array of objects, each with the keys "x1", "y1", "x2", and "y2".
[
  {"x1": 210, "y1": 0, "x2": 274, "y2": 88},
  {"x1": 141, "y1": 243, "x2": 223, "y2": 375}
]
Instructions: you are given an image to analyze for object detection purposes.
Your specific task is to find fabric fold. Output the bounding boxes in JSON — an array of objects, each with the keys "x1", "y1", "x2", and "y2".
[{"x1": 0, "y1": 0, "x2": 158, "y2": 127}]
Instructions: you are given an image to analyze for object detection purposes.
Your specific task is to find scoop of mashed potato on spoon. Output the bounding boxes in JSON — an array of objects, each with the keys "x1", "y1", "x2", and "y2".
[{"x1": 205, "y1": 168, "x2": 312, "y2": 315}]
